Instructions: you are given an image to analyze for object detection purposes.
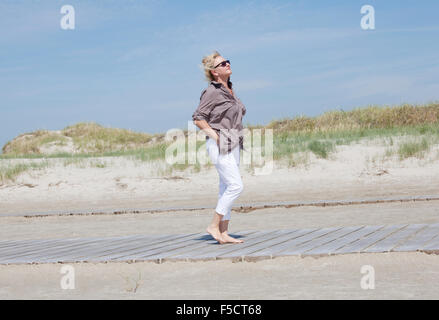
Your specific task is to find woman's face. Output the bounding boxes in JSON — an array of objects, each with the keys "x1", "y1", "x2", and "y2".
[{"x1": 212, "y1": 56, "x2": 232, "y2": 79}]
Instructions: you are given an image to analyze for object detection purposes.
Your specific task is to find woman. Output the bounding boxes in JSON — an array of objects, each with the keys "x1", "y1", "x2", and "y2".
[{"x1": 192, "y1": 51, "x2": 247, "y2": 244}]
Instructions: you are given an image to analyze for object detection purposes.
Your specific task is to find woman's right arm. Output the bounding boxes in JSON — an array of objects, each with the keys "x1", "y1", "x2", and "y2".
[
  {"x1": 192, "y1": 88, "x2": 220, "y2": 144},
  {"x1": 193, "y1": 120, "x2": 220, "y2": 144}
]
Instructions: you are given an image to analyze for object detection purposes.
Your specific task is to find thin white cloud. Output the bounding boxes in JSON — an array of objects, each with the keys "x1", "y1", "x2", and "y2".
[
  {"x1": 235, "y1": 79, "x2": 273, "y2": 92},
  {"x1": 149, "y1": 99, "x2": 195, "y2": 111},
  {"x1": 214, "y1": 28, "x2": 360, "y2": 55},
  {"x1": 117, "y1": 46, "x2": 156, "y2": 62},
  {"x1": 0, "y1": 3, "x2": 57, "y2": 43},
  {"x1": 377, "y1": 26, "x2": 439, "y2": 33},
  {"x1": 0, "y1": 1, "x2": 160, "y2": 44},
  {"x1": 338, "y1": 75, "x2": 414, "y2": 99}
]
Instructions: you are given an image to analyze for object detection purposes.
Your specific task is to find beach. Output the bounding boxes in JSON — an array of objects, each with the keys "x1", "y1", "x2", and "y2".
[{"x1": 1, "y1": 140, "x2": 439, "y2": 299}]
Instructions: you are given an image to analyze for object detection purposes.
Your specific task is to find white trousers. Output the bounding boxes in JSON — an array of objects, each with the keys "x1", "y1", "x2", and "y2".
[{"x1": 206, "y1": 137, "x2": 243, "y2": 221}]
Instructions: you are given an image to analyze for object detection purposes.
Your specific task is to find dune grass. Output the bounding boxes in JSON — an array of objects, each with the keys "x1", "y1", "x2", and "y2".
[
  {"x1": 397, "y1": 137, "x2": 431, "y2": 160},
  {"x1": 269, "y1": 123, "x2": 439, "y2": 162},
  {"x1": 0, "y1": 161, "x2": 49, "y2": 185},
  {"x1": 1, "y1": 122, "x2": 156, "y2": 156},
  {"x1": 62, "y1": 157, "x2": 108, "y2": 169},
  {"x1": 62, "y1": 122, "x2": 154, "y2": 153},
  {"x1": 1, "y1": 102, "x2": 439, "y2": 180},
  {"x1": 266, "y1": 103, "x2": 439, "y2": 133}
]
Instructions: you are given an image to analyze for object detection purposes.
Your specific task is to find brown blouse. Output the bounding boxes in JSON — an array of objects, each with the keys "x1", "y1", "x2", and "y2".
[{"x1": 192, "y1": 80, "x2": 247, "y2": 155}]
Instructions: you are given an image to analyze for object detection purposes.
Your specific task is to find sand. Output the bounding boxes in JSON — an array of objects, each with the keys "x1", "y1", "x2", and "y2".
[
  {"x1": 1, "y1": 139, "x2": 439, "y2": 215},
  {"x1": 1, "y1": 201, "x2": 439, "y2": 241},
  {"x1": 1, "y1": 252, "x2": 438, "y2": 299},
  {"x1": 1, "y1": 139, "x2": 439, "y2": 299}
]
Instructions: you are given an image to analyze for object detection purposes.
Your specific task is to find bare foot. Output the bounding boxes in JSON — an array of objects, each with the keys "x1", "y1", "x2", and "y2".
[
  {"x1": 206, "y1": 226, "x2": 227, "y2": 244},
  {"x1": 221, "y1": 232, "x2": 244, "y2": 244}
]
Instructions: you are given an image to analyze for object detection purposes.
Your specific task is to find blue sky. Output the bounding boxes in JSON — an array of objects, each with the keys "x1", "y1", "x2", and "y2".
[{"x1": 1, "y1": 0, "x2": 439, "y2": 152}]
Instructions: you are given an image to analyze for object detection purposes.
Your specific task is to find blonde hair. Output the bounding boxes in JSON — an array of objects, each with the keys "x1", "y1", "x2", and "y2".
[
  {"x1": 200, "y1": 50, "x2": 232, "y2": 88},
  {"x1": 201, "y1": 50, "x2": 221, "y2": 82}
]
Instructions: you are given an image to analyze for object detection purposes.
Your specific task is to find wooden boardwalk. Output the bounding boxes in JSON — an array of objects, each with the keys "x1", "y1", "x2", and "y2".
[{"x1": 1, "y1": 223, "x2": 439, "y2": 265}]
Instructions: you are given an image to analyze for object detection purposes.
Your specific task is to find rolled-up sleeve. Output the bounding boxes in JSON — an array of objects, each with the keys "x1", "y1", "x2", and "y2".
[{"x1": 192, "y1": 89, "x2": 216, "y2": 122}]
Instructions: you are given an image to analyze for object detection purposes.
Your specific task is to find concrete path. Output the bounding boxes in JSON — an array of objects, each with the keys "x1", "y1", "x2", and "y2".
[{"x1": 1, "y1": 222, "x2": 438, "y2": 265}]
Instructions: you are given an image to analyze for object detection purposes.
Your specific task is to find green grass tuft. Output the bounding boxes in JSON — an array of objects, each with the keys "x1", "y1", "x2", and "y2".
[{"x1": 398, "y1": 137, "x2": 430, "y2": 160}]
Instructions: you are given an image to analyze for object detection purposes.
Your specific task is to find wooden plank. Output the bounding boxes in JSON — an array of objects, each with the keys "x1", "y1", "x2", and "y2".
[
  {"x1": 1, "y1": 230, "x2": 254, "y2": 264},
  {"x1": 216, "y1": 229, "x2": 304, "y2": 259},
  {"x1": 0, "y1": 239, "x2": 72, "y2": 255},
  {"x1": 53, "y1": 234, "x2": 174, "y2": 262},
  {"x1": 281, "y1": 226, "x2": 363, "y2": 256},
  {"x1": 39, "y1": 233, "x2": 200, "y2": 263},
  {"x1": 364, "y1": 224, "x2": 428, "y2": 253},
  {"x1": 333, "y1": 224, "x2": 407, "y2": 254},
  {"x1": 167, "y1": 230, "x2": 283, "y2": 261},
  {"x1": 100, "y1": 232, "x2": 208, "y2": 262},
  {"x1": 268, "y1": 227, "x2": 341, "y2": 257},
  {"x1": 108, "y1": 234, "x2": 210, "y2": 262},
  {"x1": 158, "y1": 230, "x2": 258, "y2": 261},
  {"x1": 223, "y1": 228, "x2": 332, "y2": 260},
  {"x1": 0, "y1": 239, "x2": 80, "y2": 261},
  {"x1": 0, "y1": 235, "x2": 145, "y2": 252},
  {"x1": 254, "y1": 227, "x2": 334, "y2": 257},
  {"x1": 165, "y1": 230, "x2": 269, "y2": 261},
  {"x1": 180, "y1": 230, "x2": 286, "y2": 261},
  {"x1": 0, "y1": 239, "x2": 41, "y2": 249},
  {"x1": 2, "y1": 234, "x2": 149, "y2": 264},
  {"x1": 0, "y1": 239, "x2": 84, "y2": 257},
  {"x1": 421, "y1": 234, "x2": 439, "y2": 251},
  {"x1": 244, "y1": 228, "x2": 319, "y2": 258},
  {"x1": 4, "y1": 222, "x2": 439, "y2": 265},
  {"x1": 177, "y1": 229, "x2": 297, "y2": 260},
  {"x1": 0, "y1": 234, "x2": 144, "y2": 259},
  {"x1": 305, "y1": 225, "x2": 384, "y2": 255},
  {"x1": 145, "y1": 230, "x2": 259, "y2": 262},
  {"x1": 124, "y1": 230, "x2": 280, "y2": 262},
  {"x1": 0, "y1": 236, "x2": 90, "y2": 248},
  {"x1": 3, "y1": 239, "x2": 108, "y2": 264},
  {"x1": 392, "y1": 223, "x2": 439, "y2": 252},
  {"x1": 0, "y1": 234, "x2": 141, "y2": 254}
]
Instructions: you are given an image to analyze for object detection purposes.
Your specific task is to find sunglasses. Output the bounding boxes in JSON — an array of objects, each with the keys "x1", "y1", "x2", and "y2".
[{"x1": 214, "y1": 60, "x2": 230, "y2": 68}]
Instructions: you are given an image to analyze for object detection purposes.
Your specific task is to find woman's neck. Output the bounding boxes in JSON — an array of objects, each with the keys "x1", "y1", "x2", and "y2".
[{"x1": 215, "y1": 77, "x2": 231, "y2": 90}]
